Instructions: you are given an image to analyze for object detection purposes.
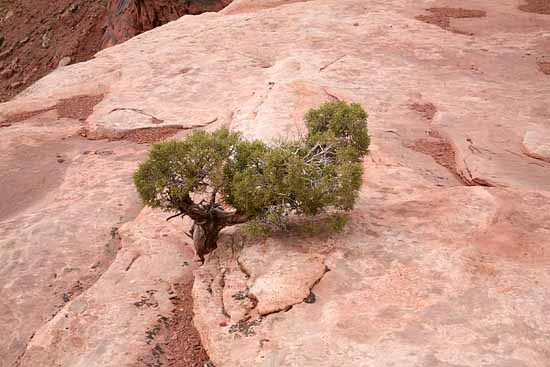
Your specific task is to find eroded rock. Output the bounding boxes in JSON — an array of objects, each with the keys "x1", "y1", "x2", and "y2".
[
  {"x1": 194, "y1": 179, "x2": 550, "y2": 367},
  {"x1": 101, "y1": 0, "x2": 233, "y2": 48},
  {"x1": 57, "y1": 56, "x2": 72, "y2": 68},
  {"x1": 1, "y1": 0, "x2": 549, "y2": 366},
  {"x1": 523, "y1": 129, "x2": 550, "y2": 163},
  {"x1": 0, "y1": 112, "x2": 146, "y2": 366},
  {"x1": 240, "y1": 242, "x2": 327, "y2": 315},
  {"x1": 17, "y1": 208, "x2": 199, "y2": 366}
]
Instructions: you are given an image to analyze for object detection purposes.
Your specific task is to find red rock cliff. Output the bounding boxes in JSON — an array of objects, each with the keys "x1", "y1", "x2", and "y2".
[{"x1": 102, "y1": 0, "x2": 233, "y2": 48}]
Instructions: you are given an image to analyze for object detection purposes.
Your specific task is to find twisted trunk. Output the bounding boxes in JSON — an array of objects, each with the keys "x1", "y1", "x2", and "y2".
[
  {"x1": 176, "y1": 195, "x2": 248, "y2": 262},
  {"x1": 192, "y1": 220, "x2": 221, "y2": 262}
]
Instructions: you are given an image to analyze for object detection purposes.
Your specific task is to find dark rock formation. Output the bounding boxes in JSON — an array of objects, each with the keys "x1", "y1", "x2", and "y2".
[{"x1": 102, "y1": 0, "x2": 233, "y2": 48}]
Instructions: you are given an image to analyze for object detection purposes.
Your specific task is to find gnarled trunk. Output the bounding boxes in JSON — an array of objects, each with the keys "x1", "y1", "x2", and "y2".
[
  {"x1": 192, "y1": 221, "x2": 222, "y2": 262},
  {"x1": 186, "y1": 206, "x2": 249, "y2": 263}
]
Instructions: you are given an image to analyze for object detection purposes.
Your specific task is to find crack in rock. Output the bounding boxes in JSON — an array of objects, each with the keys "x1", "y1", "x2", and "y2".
[
  {"x1": 109, "y1": 107, "x2": 165, "y2": 124},
  {"x1": 222, "y1": 245, "x2": 329, "y2": 324}
]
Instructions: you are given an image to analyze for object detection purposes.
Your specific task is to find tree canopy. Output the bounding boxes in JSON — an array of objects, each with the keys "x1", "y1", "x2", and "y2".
[{"x1": 134, "y1": 101, "x2": 369, "y2": 261}]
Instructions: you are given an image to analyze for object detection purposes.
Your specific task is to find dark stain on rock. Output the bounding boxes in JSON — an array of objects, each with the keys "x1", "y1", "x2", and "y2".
[
  {"x1": 304, "y1": 291, "x2": 316, "y2": 304},
  {"x1": 229, "y1": 318, "x2": 261, "y2": 337}
]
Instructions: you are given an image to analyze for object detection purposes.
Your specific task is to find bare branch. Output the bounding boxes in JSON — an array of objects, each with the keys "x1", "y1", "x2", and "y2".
[{"x1": 166, "y1": 211, "x2": 185, "y2": 221}]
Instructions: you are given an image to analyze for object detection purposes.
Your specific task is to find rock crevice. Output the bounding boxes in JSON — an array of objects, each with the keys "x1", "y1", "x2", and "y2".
[{"x1": 195, "y1": 236, "x2": 330, "y2": 336}]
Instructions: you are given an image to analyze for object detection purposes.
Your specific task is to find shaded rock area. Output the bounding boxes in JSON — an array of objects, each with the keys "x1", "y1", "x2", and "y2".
[
  {"x1": 408, "y1": 132, "x2": 459, "y2": 183},
  {"x1": 0, "y1": 0, "x2": 108, "y2": 102},
  {"x1": 519, "y1": 0, "x2": 550, "y2": 14},
  {"x1": 0, "y1": 0, "x2": 550, "y2": 366},
  {"x1": 0, "y1": 0, "x2": 233, "y2": 102},
  {"x1": 102, "y1": 0, "x2": 233, "y2": 48}
]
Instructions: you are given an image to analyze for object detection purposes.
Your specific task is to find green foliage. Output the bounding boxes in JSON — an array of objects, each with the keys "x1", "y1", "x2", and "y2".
[
  {"x1": 328, "y1": 215, "x2": 349, "y2": 233},
  {"x1": 134, "y1": 128, "x2": 241, "y2": 212},
  {"x1": 305, "y1": 100, "x2": 370, "y2": 160},
  {"x1": 295, "y1": 215, "x2": 350, "y2": 236},
  {"x1": 134, "y1": 101, "x2": 369, "y2": 230},
  {"x1": 224, "y1": 101, "x2": 368, "y2": 225},
  {"x1": 242, "y1": 221, "x2": 272, "y2": 237},
  {"x1": 245, "y1": 214, "x2": 349, "y2": 239}
]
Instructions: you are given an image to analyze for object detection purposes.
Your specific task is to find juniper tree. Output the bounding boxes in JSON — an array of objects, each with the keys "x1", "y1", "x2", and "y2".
[{"x1": 134, "y1": 101, "x2": 369, "y2": 262}]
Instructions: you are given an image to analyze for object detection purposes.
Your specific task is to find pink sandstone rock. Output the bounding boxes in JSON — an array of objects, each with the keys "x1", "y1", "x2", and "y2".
[
  {"x1": 17, "y1": 208, "x2": 198, "y2": 366},
  {"x1": 0, "y1": 110, "x2": 147, "y2": 366},
  {"x1": 0, "y1": 0, "x2": 549, "y2": 366},
  {"x1": 241, "y1": 242, "x2": 327, "y2": 315},
  {"x1": 523, "y1": 129, "x2": 550, "y2": 163}
]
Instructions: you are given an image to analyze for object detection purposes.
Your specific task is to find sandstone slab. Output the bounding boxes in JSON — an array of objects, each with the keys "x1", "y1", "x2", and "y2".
[
  {"x1": 0, "y1": 0, "x2": 549, "y2": 366},
  {"x1": 242, "y1": 243, "x2": 327, "y2": 315},
  {"x1": 17, "y1": 208, "x2": 198, "y2": 367},
  {"x1": 194, "y1": 181, "x2": 550, "y2": 367},
  {"x1": 0, "y1": 111, "x2": 147, "y2": 366}
]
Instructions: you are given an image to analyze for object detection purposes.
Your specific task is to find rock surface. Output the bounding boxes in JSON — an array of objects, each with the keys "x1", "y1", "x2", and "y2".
[
  {"x1": 0, "y1": 0, "x2": 233, "y2": 102},
  {"x1": 0, "y1": 0, "x2": 108, "y2": 102},
  {"x1": 101, "y1": 0, "x2": 233, "y2": 48},
  {"x1": 17, "y1": 208, "x2": 198, "y2": 367},
  {"x1": 0, "y1": 0, "x2": 549, "y2": 366},
  {"x1": 0, "y1": 109, "x2": 147, "y2": 366},
  {"x1": 241, "y1": 242, "x2": 327, "y2": 315},
  {"x1": 523, "y1": 129, "x2": 550, "y2": 163}
]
